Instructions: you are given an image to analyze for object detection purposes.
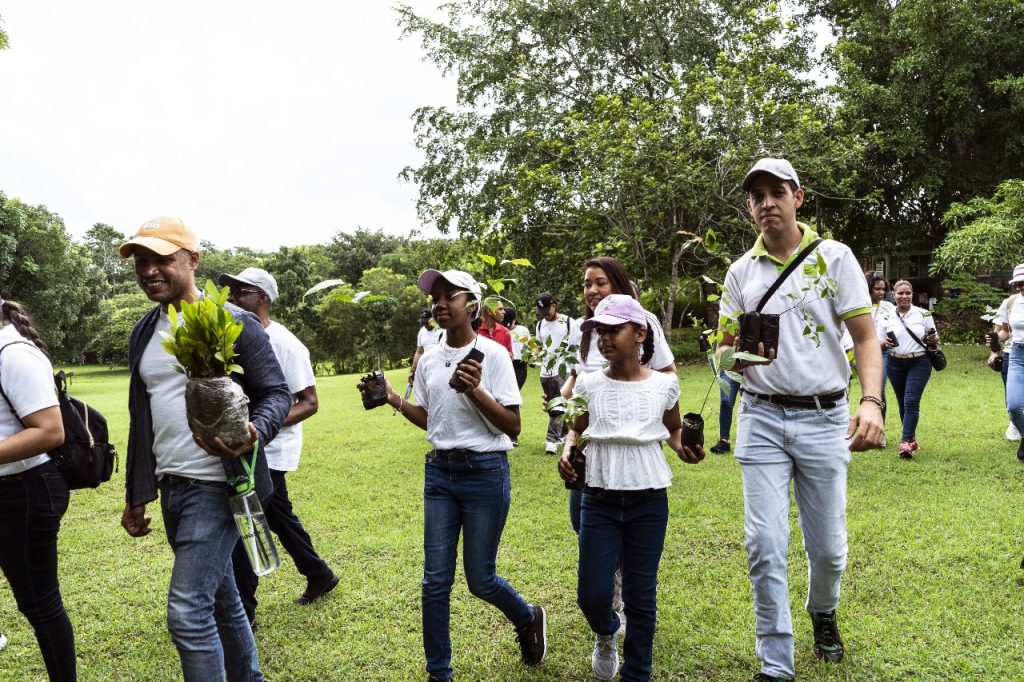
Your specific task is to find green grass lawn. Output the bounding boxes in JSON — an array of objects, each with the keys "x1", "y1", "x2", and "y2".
[{"x1": 2, "y1": 345, "x2": 1022, "y2": 680}]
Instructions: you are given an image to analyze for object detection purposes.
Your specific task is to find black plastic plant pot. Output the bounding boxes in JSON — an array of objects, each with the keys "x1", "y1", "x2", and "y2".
[
  {"x1": 736, "y1": 313, "x2": 762, "y2": 354},
  {"x1": 681, "y1": 412, "x2": 705, "y2": 449},
  {"x1": 698, "y1": 331, "x2": 711, "y2": 354},
  {"x1": 760, "y1": 314, "x2": 780, "y2": 359},
  {"x1": 988, "y1": 333, "x2": 1003, "y2": 352},
  {"x1": 564, "y1": 445, "x2": 586, "y2": 491},
  {"x1": 361, "y1": 370, "x2": 389, "y2": 410}
]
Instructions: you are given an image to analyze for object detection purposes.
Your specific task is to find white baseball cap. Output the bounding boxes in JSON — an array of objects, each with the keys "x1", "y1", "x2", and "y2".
[
  {"x1": 742, "y1": 158, "x2": 801, "y2": 192},
  {"x1": 217, "y1": 267, "x2": 279, "y2": 301},
  {"x1": 417, "y1": 269, "x2": 483, "y2": 300}
]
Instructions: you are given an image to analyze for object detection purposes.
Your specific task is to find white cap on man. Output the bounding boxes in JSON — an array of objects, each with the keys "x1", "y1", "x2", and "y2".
[
  {"x1": 217, "y1": 267, "x2": 279, "y2": 301},
  {"x1": 742, "y1": 158, "x2": 801, "y2": 192}
]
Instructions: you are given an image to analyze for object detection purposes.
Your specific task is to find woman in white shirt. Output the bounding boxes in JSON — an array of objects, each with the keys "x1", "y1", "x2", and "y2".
[
  {"x1": 0, "y1": 298, "x2": 75, "y2": 681},
  {"x1": 991, "y1": 263, "x2": 1024, "y2": 459},
  {"x1": 885, "y1": 280, "x2": 939, "y2": 460},
  {"x1": 868, "y1": 273, "x2": 897, "y2": 422}
]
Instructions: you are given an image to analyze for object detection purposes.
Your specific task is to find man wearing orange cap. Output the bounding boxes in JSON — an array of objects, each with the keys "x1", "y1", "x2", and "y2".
[{"x1": 118, "y1": 217, "x2": 291, "y2": 682}]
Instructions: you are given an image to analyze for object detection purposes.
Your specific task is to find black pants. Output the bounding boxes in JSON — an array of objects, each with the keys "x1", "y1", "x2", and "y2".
[
  {"x1": 512, "y1": 359, "x2": 528, "y2": 390},
  {"x1": 232, "y1": 468, "x2": 333, "y2": 621},
  {"x1": 0, "y1": 460, "x2": 76, "y2": 681}
]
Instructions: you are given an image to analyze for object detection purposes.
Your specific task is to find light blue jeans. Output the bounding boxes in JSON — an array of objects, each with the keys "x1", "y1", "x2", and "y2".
[
  {"x1": 734, "y1": 394, "x2": 851, "y2": 680},
  {"x1": 159, "y1": 475, "x2": 263, "y2": 682},
  {"x1": 1006, "y1": 344, "x2": 1024, "y2": 436}
]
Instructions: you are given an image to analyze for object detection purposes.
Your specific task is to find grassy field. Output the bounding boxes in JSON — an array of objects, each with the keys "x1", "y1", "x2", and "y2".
[{"x1": 1, "y1": 345, "x2": 1022, "y2": 681}]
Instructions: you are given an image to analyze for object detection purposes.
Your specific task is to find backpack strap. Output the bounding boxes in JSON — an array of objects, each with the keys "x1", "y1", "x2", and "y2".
[
  {"x1": 755, "y1": 238, "x2": 825, "y2": 313},
  {"x1": 0, "y1": 341, "x2": 35, "y2": 426}
]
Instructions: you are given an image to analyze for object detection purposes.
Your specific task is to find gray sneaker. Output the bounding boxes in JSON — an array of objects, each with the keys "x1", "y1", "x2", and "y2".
[{"x1": 591, "y1": 632, "x2": 620, "y2": 680}]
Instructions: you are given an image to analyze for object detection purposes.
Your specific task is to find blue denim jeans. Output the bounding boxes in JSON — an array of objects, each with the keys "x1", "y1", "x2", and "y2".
[
  {"x1": 0, "y1": 460, "x2": 76, "y2": 681},
  {"x1": 422, "y1": 450, "x2": 533, "y2": 680},
  {"x1": 735, "y1": 394, "x2": 851, "y2": 680},
  {"x1": 1005, "y1": 344, "x2": 1024, "y2": 435},
  {"x1": 718, "y1": 370, "x2": 741, "y2": 440},
  {"x1": 159, "y1": 475, "x2": 263, "y2": 682},
  {"x1": 886, "y1": 354, "x2": 932, "y2": 442},
  {"x1": 577, "y1": 487, "x2": 668, "y2": 682}
]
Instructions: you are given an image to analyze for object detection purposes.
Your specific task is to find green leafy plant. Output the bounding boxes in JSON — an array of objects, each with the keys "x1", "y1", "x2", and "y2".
[
  {"x1": 520, "y1": 327, "x2": 580, "y2": 380},
  {"x1": 357, "y1": 292, "x2": 399, "y2": 369},
  {"x1": 542, "y1": 394, "x2": 590, "y2": 444},
  {"x1": 473, "y1": 253, "x2": 533, "y2": 314},
  {"x1": 160, "y1": 280, "x2": 244, "y2": 378}
]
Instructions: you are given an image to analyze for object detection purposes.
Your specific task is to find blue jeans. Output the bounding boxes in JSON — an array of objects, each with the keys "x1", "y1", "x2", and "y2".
[
  {"x1": 735, "y1": 395, "x2": 851, "y2": 680},
  {"x1": 0, "y1": 460, "x2": 76, "y2": 681},
  {"x1": 719, "y1": 370, "x2": 741, "y2": 440},
  {"x1": 422, "y1": 451, "x2": 533, "y2": 680},
  {"x1": 577, "y1": 487, "x2": 668, "y2": 682},
  {"x1": 159, "y1": 475, "x2": 263, "y2": 682},
  {"x1": 886, "y1": 354, "x2": 932, "y2": 442},
  {"x1": 1005, "y1": 344, "x2": 1024, "y2": 435}
]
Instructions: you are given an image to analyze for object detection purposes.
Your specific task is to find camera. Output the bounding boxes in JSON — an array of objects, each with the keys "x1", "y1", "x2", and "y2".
[{"x1": 736, "y1": 312, "x2": 780, "y2": 359}]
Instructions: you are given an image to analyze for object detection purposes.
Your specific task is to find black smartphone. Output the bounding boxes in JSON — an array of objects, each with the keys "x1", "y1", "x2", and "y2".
[
  {"x1": 886, "y1": 331, "x2": 898, "y2": 346},
  {"x1": 449, "y1": 347, "x2": 486, "y2": 392}
]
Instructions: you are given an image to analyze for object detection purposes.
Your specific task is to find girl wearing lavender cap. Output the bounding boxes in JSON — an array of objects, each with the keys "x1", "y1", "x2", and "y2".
[{"x1": 558, "y1": 294, "x2": 703, "y2": 681}]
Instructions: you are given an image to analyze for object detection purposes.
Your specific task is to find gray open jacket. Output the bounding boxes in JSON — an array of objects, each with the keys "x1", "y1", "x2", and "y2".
[{"x1": 125, "y1": 303, "x2": 292, "y2": 508}]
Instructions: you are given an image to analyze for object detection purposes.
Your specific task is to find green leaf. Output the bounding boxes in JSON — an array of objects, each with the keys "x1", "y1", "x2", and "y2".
[{"x1": 477, "y1": 253, "x2": 497, "y2": 266}]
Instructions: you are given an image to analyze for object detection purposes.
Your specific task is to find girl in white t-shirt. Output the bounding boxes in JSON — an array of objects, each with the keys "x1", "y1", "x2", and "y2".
[
  {"x1": 558, "y1": 294, "x2": 703, "y2": 681},
  {"x1": 360, "y1": 269, "x2": 546, "y2": 682},
  {"x1": 0, "y1": 298, "x2": 76, "y2": 679}
]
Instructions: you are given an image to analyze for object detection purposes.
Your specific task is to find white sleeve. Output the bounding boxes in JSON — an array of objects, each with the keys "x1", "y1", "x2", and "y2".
[
  {"x1": 994, "y1": 298, "x2": 1010, "y2": 326},
  {"x1": 1, "y1": 344, "x2": 57, "y2": 418},
  {"x1": 281, "y1": 342, "x2": 316, "y2": 394},
  {"x1": 663, "y1": 374, "x2": 680, "y2": 411},
  {"x1": 644, "y1": 312, "x2": 675, "y2": 369},
  {"x1": 483, "y1": 344, "x2": 522, "y2": 406},
  {"x1": 719, "y1": 265, "x2": 744, "y2": 321},
  {"x1": 831, "y1": 243, "x2": 872, "y2": 317}
]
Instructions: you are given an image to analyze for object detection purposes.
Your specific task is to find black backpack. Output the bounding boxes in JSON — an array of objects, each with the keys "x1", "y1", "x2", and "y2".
[{"x1": 0, "y1": 342, "x2": 117, "y2": 489}]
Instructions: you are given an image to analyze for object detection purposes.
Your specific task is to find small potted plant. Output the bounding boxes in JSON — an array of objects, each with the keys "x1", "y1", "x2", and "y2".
[
  {"x1": 356, "y1": 293, "x2": 398, "y2": 409},
  {"x1": 160, "y1": 280, "x2": 250, "y2": 447},
  {"x1": 545, "y1": 394, "x2": 590, "y2": 490}
]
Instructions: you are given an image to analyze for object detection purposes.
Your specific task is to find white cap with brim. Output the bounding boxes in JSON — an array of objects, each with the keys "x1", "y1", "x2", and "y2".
[
  {"x1": 742, "y1": 158, "x2": 801, "y2": 192},
  {"x1": 417, "y1": 269, "x2": 482, "y2": 300},
  {"x1": 217, "y1": 267, "x2": 279, "y2": 301},
  {"x1": 1010, "y1": 263, "x2": 1024, "y2": 285}
]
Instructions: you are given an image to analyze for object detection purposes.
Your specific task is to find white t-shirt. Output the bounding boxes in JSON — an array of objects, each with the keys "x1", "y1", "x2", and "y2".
[
  {"x1": 0, "y1": 325, "x2": 57, "y2": 477},
  {"x1": 509, "y1": 324, "x2": 530, "y2": 361},
  {"x1": 573, "y1": 370, "x2": 679, "y2": 490},
  {"x1": 264, "y1": 321, "x2": 316, "y2": 472},
  {"x1": 719, "y1": 230, "x2": 871, "y2": 396},
  {"x1": 887, "y1": 306, "x2": 938, "y2": 355},
  {"x1": 413, "y1": 335, "x2": 521, "y2": 452},
  {"x1": 995, "y1": 294, "x2": 1023, "y2": 346},
  {"x1": 536, "y1": 314, "x2": 574, "y2": 378},
  {"x1": 416, "y1": 325, "x2": 445, "y2": 351},
  {"x1": 571, "y1": 310, "x2": 674, "y2": 376},
  {"x1": 872, "y1": 301, "x2": 897, "y2": 343},
  {"x1": 140, "y1": 313, "x2": 225, "y2": 482}
]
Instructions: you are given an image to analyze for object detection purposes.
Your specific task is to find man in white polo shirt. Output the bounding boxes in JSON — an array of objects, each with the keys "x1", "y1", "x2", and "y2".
[
  {"x1": 717, "y1": 159, "x2": 884, "y2": 682},
  {"x1": 218, "y1": 268, "x2": 338, "y2": 629}
]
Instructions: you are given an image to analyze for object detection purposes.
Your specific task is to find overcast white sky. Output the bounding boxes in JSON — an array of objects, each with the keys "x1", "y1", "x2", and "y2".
[{"x1": 0, "y1": 1, "x2": 455, "y2": 250}]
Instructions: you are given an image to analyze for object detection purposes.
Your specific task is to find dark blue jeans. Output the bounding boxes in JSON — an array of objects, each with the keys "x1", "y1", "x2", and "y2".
[
  {"x1": 887, "y1": 354, "x2": 932, "y2": 442},
  {"x1": 422, "y1": 450, "x2": 533, "y2": 680},
  {"x1": 718, "y1": 370, "x2": 741, "y2": 440},
  {"x1": 0, "y1": 460, "x2": 75, "y2": 682},
  {"x1": 232, "y1": 468, "x2": 333, "y2": 622},
  {"x1": 577, "y1": 487, "x2": 668, "y2": 682}
]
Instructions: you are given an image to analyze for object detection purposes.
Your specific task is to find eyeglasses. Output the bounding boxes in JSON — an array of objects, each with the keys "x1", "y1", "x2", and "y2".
[{"x1": 230, "y1": 288, "x2": 262, "y2": 297}]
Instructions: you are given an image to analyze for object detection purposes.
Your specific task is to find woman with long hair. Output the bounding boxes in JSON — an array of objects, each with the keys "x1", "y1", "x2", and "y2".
[
  {"x1": 885, "y1": 280, "x2": 938, "y2": 460},
  {"x1": 0, "y1": 298, "x2": 75, "y2": 681}
]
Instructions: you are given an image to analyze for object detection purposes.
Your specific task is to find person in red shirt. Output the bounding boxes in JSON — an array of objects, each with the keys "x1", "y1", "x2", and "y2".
[{"x1": 477, "y1": 297, "x2": 514, "y2": 356}]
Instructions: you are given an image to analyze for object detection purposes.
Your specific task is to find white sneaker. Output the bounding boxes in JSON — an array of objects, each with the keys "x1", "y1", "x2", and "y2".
[
  {"x1": 0, "y1": 632, "x2": 6, "y2": 652},
  {"x1": 545, "y1": 441, "x2": 558, "y2": 455},
  {"x1": 1007, "y1": 422, "x2": 1021, "y2": 442},
  {"x1": 591, "y1": 632, "x2": 620, "y2": 680}
]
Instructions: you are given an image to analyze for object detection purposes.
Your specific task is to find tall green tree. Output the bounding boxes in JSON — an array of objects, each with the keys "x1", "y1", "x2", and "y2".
[
  {"x1": 0, "y1": 193, "x2": 104, "y2": 360},
  {"x1": 83, "y1": 222, "x2": 133, "y2": 294},
  {"x1": 398, "y1": 0, "x2": 862, "y2": 327},
  {"x1": 812, "y1": 0, "x2": 1024, "y2": 254},
  {"x1": 324, "y1": 228, "x2": 406, "y2": 285},
  {"x1": 932, "y1": 179, "x2": 1024, "y2": 275}
]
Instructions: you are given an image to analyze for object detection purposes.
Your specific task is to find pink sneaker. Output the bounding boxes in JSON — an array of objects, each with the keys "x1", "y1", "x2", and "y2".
[
  {"x1": 899, "y1": 442, "x2": 914, "y2": 460},
  {"x1": 909, "y1": 439, "x2": 920, "y2": 452}
]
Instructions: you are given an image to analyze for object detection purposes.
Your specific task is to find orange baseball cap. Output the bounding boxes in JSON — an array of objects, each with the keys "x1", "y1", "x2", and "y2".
[{"x1": 119, "y1": 216, "x2": 199, "y2": 257}]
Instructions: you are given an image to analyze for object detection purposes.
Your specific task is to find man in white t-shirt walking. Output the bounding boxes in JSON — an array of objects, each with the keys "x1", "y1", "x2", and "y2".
[
  {"x1": 409, "y1": 309, "x2": 445, "y2": 386},
  {"x1": 534, "y1": 292, "x2": 574, "y2": 454},
  {"x1": 717, "y1": 159, "x2": 884, "y2": 682},
  {"x1": 120, "y1": 218, "x2": 291, "y2": 682},
  {"x1": 219, "y1": 268, "x2": 338, "y2": 627}
]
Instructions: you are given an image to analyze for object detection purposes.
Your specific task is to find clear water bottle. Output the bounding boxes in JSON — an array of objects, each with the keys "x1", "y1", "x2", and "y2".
[{"x1": 229, "y1": 488, "x2": 281, "y2": 576}]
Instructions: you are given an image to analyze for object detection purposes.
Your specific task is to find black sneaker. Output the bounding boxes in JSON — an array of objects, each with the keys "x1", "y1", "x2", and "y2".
[
  {"x1": 810, "y1": 610, "x2": 845, "y2": 662},
  {"x1": 1016, "y1": 441, "x2": 1024, "y2": 461},
  {"x1": 427, "y1": 676, "x2": 451, "y2": 682},
  {"x1": 296, "y1": 572, "x2": 340, "y2": 605},
  {"x1": 752, "y1": 674, "x2": 793, "y2": 682},
  {"x1": 516, "y1": 604, "x2": 547, "y2": 666},
  {"x1": 709, "y1": 439, "x2": 731, "y2": 454}
]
